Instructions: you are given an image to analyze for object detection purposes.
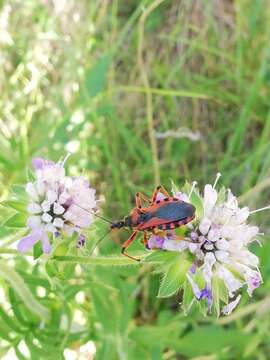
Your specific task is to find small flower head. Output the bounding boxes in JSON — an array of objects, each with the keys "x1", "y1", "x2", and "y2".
[
  {"x1": 147, "y1": 175, "x2": 264, "y2": 316},
  {"x1": 18, "y1": 157, "x2": 96, "y2": 254}
]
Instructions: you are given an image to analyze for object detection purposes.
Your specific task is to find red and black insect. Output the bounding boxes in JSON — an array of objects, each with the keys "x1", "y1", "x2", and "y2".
[{"x1": 110, "y1": 185, "x2": 196, "y2": 261}]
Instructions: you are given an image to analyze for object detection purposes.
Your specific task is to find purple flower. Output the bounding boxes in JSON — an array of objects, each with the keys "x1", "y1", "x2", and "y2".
[
  {"x1": 77, "y1": 234, "x2": 86, "y2": 248},
  {"x1": 18, "y1": 219, "x2": 51, "y2": 254},
  {"x1": 18, "y1": 157, "x2": 97, "y2": 255},
  {"x1": 189, "y1": 263, "x2": 196, "y2": 274},
  {"x1": 199, "y1": 286, "x2": 213, "y2": 311},
  {"x1": 147, "y1": 234, "x2": 165, "y2": 249},
  {"x1": 190, "y1": 231, "x2": 198, "y2": 242},
  {"x1": 32, "y1": 157, "x2": 45, "y2": 170}
]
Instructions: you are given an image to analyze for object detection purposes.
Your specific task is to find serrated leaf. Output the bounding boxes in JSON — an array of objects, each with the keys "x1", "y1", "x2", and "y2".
[
  {"x1": 143, "y1": 250, "x2": 180, "y2": 264},
  {"x1": 3, "y1": 213, "x2": 27, "y2": 228},
  {"x1": 158, "y1": 256, "x2": 191, "y2": 298}
]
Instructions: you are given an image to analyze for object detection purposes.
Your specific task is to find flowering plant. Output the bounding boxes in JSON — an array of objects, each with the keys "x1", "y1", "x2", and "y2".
[
  {"x1": 145, "y1": 174, "x2": 265, "y2": 316},
  {"x1": 6, "y1": 156, "x2": 96, "y2": 256},
  {"x1": 2, "y1": 158, "x2": 268, "y2": 318}
]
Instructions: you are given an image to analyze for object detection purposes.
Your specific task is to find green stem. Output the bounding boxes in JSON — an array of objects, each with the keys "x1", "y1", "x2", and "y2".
[
  {"x1": 0, "y1": 249, "x2": 20, "y2": 255},
  {"x1": 137, "y1": 0, "x2": 166, "y2": 186},
  {"x1": 51, "y1": 255, "x2": 142, "y2": 266},
  {"x1": 108, "y1": 85, "x2": 210, "y2": 99}
]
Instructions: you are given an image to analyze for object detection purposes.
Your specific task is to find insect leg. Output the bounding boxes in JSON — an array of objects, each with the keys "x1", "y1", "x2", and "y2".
[
  {"x1": 135, "y1": 192, "x2": 152, "y2": 208},
  {"x1": 121, "y1": 231, "x2": 140, "y2": 261},
  {"x1": 151, "y1": 185, "x2": 170, "y2": 202},
  {"x1": 143, "y1": 231, "x2": 149, "y2": 248}
]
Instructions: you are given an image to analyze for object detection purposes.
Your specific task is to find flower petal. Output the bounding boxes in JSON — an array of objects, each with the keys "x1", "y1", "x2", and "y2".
[
  {"x1": 27, "y1": 216, "x2": 41, "y2": 229},
  {"x1": 222, "y1": 295, "x2": 241, "y2": 315},
  {"x1": 203, "y1": 184, "x2": 217, "y2": 217},
  {"x1": 199, "y1": 217, "x2": 211, "y2": 235},
  {"x1": 186, "y1": 273, "x2": 201, "y2": 300},
  {"x1": 27, "y1": 203, "x2": 42, "y2": 214},
  {"x1": 202, "y1": 252, "x2": 216, "y2": 284},
  {"x1": 17, "y1": 230, "x2": 41, "y2": 253},
  {"x1": 40, "y1": 232, "x2": 51, "y2": 254},
  {"x1": 155, "y1": 192, "x2": 166, "y2": 201},
  {"x1": 32, "y1": 157, "x2": 45, "y2": 170},
  {"x1": 163, "y1": 239, "x2": 188, "y2": 251},
  {"x1": 53, "y1": 203, "x2": 65, "y2": 215},
  {"x1": 147, "y1": 234, "x2": 165, "y2": 249},
  {"x1": 173, "y1": 191, "x2": 189, "y2": 202},
  {"x1": 41, "y1": 200, "x2": 51, "y2": 212},
  {"x1": 64, "y1": 204, "x2": 92, "y2": 228},
  {"x1": 216, "y1": 265, "x2": 242, "y2": 296},
  {"x1": 42, "y1": 213, "x2": 52, "y2": 223},
  {"x1": 53, "y1": 218, "x2": 64, "y2": 228},
  {"x1": 25, "y1": 183, "x2": 39, "y2": 201}
]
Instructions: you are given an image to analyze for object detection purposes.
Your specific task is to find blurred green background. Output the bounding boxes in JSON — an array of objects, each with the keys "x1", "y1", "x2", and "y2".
[{"x1": 0, "y1": 0, "x2": 270, "y2": 359}]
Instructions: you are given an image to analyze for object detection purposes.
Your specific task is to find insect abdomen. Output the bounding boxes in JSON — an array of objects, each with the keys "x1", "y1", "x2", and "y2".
[
  {"x1": 154, "y1": 201, "x2": 195, "y2": 222},
  {"x1": 157, "y1": 215, "x2": 195, "y2": 230},
  {"x1": 136, "y1": 201, "x2": 195, "y2": 231}
]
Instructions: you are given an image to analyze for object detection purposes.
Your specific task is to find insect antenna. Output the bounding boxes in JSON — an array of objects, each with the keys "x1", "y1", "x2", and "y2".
[
  {"x1": 90, "y1": 228, "x2": 112, "y2": 255},
  {"x1": 70, "y1": 203, "x2": 115, "y2": 254},
  {"x1": 72, "y1": 202, "x2": 114, "y2": 225}
]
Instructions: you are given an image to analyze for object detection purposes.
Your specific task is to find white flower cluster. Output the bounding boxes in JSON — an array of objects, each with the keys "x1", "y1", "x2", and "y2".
[
  {"x1": 18, "y1": 157, "x2": 96, "y2": 254},
  {"x1": 148, "y1": 175, "x2": 264, "y2": 315}
]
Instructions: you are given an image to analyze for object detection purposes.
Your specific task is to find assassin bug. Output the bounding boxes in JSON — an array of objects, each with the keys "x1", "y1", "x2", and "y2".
[{"x1": 110, "y1": 185, "x2": 196, "y2": 261}]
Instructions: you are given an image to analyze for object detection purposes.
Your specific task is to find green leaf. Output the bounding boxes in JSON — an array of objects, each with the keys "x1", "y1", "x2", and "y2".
[
  {"x1": 0, "y1": 346, "x2": 11, "y2": 357},
  {"x1": 45, "y1": 261, "x2": 58, "y2": 278},
  {"x1": 0, "y1": 263, "x2": 49, "y2": 321},
  {"x1": 53, "y1": 241, "x2": 69, "y2": 256},
  {"x1": 0, "y1": 306, "x2": 24, "y2": 333},
  {"x1": 143, "y1": 250, "x2": 180, "y2": 264},
  {"x1": 174, "y1": 326, "x2": 252, "y2": 357},
  {"x1": 11, "y1": 184, "x2": 27, "y2": 198},
  {"x1": 3, "y1": 213, "x2": 27, "y2": 228},
  {"x1": 2, "y1": 200, "x2": 27, "y2": 212},
  {"x1": 182, "y1": 280, "x2": 195, "y2": 314},
  {"x1": 189, "y1": 190, "x2": 203, "y2": 219},
  {"x1": 217, "y1": 186, "x2": 226, "y2": 204},
  {"x1": 158, "y1": 256, "x2": 191, "y2": 298},
  {"x1": 212, "y1": 276, "x2": 229, "y2": 316},
  {"x1": 8, "y1": 288, "x2": 30, "y2": 326},
  {"x1": 170, "y1": 180, "x2": 180, "y2": 194},
  {"x1": 33, "y1": 241, "x2": 43, "y2": 260},
  {"x1": 212, "y1": 276, "x2": 221, "y2": 317},
  {"x1": 84, "y1": 54, "x2": 112, "y2": 97},
  {"x1": 181, "y1": 181, "x2": 192, "y2": 194}
]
